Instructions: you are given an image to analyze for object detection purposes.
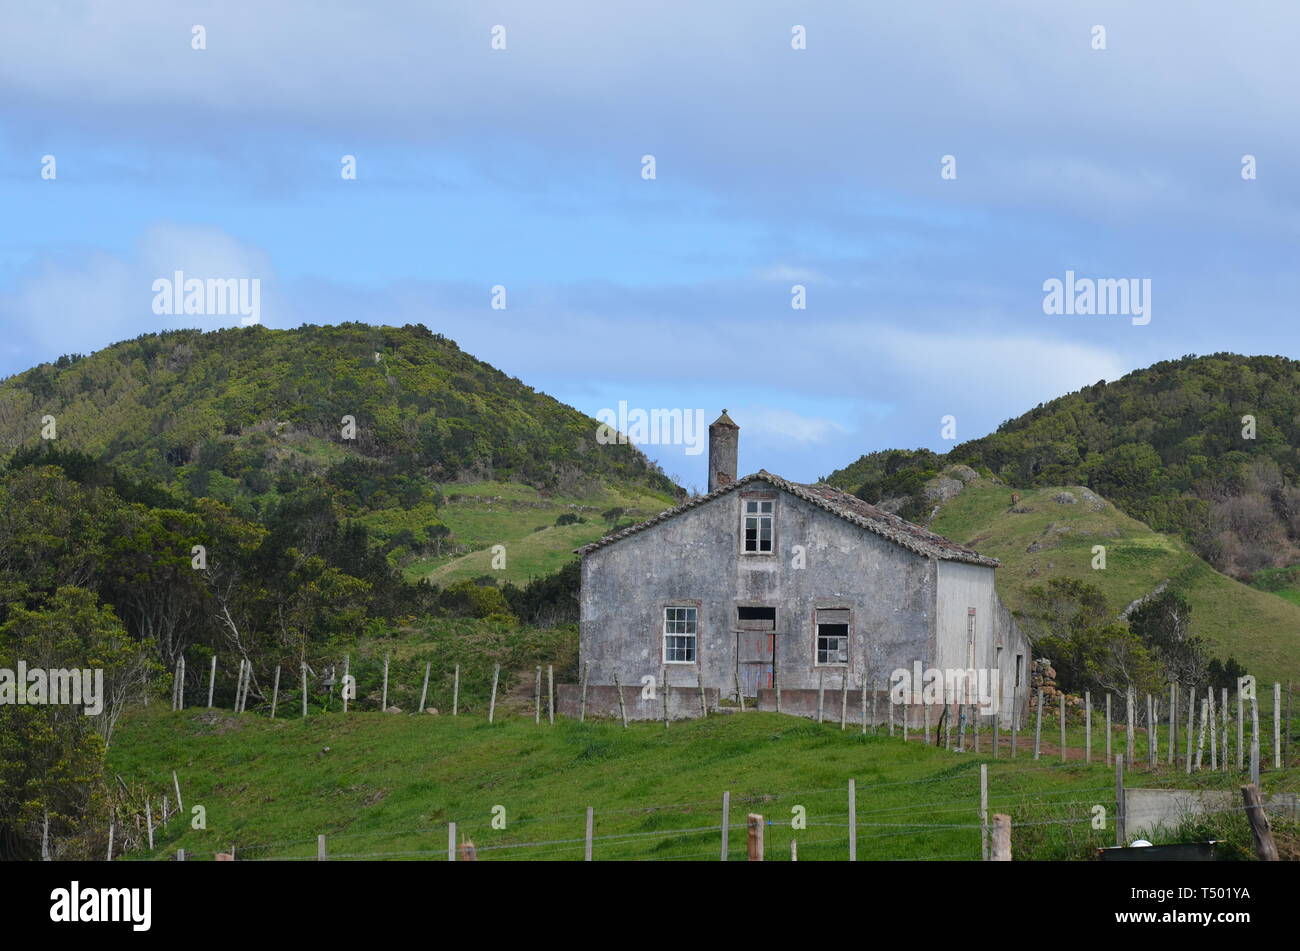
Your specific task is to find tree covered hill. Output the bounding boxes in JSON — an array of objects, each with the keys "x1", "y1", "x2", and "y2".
[
  {"x1": 0, "y1": 323, "x2": 679, "y2": 575},
  {"x1": 0, "y1": 322, "x2": 676, "y2": 503},
  {"x1": 828, "y1": 353, "x2": 1300, "y2": 581}
]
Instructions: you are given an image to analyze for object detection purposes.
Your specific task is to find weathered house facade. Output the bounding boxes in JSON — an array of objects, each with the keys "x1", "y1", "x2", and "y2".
[{"x1": 569, "y1": 412, "x2": 1030, "y2": 724}]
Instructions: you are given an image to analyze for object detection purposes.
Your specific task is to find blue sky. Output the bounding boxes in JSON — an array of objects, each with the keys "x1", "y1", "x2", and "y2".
[{"x1": 2, "y1": 2, "x2": 1298, "y2": 492}]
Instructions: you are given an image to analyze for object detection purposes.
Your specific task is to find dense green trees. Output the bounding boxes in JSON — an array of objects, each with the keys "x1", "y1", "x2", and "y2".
[
  {"x1": 831, "y1": 354, "x2": 1300, "y2": 579},
  {"x1": 0, "y1": 456, "x2": 537, "y2": 858},
  {"x1": 1019, "y1": 579, "x2": 1244, "y2": 697},
  {"x1": 0, "y1": 323, "x2": 677, "y2": 507}
]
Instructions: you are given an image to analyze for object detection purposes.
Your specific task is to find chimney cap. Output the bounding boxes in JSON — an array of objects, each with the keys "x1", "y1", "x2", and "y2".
[{"x1": 710, "y1": 409, "x2": 738, "y2": 429}]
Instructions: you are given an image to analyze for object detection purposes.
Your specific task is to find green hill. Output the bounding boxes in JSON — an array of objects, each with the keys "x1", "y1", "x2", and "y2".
[
  {"x1": 828, "y1": 353, "x2": 1300, "y2": 583},
  {"x1": 0, "y1": 323, "x2": 679, "y2": 582},
  {"x1": 927, "y1": 478, "x2": 1300, "y2": 686}
]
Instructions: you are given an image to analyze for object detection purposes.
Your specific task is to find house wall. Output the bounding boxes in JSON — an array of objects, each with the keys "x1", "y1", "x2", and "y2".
[
  {"x1": 934, "y1": 560, "x2": 1029, "y2": 725},
  {"x1": 579, "y1": 486, "x2": 939, "y2": 696}
]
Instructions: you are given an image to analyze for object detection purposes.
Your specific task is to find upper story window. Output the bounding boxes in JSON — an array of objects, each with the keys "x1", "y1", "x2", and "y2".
[
  {"x1": 743, "y1": 498, "x2": 774, "y2": 553},
  {"x1": 663, "y1": 606, "x2": 698, "y2": 663}
]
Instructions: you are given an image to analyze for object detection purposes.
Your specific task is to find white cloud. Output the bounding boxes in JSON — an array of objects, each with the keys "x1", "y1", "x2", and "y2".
[
  {"x1": 731, "y1": 406, "x2": 848, "y2": 446},
  {"x1": 1, "y1": 223, "x2": 278, "y2": 364}
]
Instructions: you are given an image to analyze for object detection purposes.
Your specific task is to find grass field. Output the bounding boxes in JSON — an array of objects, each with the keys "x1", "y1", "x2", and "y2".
[
  {"x1": 928, "y1": 480, "x2": 1300, "y2": 686},
  {"x1": 106, "y1": 704, "x2": 1298, "y2": 863},
  {"x1": 404, "y1": 480, "x2": 675, "y2": 586}
]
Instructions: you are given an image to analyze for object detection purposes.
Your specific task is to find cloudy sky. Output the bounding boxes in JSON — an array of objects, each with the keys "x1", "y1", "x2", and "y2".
[{"x1": 2, "y1": 2, "x2": 1297, "y2": 492}]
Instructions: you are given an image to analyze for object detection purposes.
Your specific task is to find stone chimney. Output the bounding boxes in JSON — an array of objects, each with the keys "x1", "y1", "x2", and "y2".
[{"x1": 708, "y1": 410, "x2": 739, "y2": 493}]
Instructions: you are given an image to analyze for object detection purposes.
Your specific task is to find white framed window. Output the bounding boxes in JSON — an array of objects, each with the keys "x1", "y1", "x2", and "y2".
[
  {"x1": 743, "y1": 498, "x2": 774, "y2": 553},
  {"x1": 663, "y1": 606, "x2": 698, "y2": 663},
  {"x1": 815, "y1": 608, "x2": 850, "y2": 666}
]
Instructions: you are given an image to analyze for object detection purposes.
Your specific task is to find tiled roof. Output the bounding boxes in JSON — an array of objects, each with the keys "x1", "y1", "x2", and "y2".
[{"x1": 575, "y1": 470, "x2": 998, "y2": 567}]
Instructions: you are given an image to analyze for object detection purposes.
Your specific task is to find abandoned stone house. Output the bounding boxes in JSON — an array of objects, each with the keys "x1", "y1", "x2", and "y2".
[{"x1": 564, "y1": 411, "x2": 1031, "y2": 723}]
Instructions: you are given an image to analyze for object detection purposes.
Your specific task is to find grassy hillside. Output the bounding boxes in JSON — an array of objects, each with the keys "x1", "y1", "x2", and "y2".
[
  {"x1": 828, "y1": 353, "x2": 1300, "y2": 581},
  {"x1": 403, "y1": 480, "x2": 671, "y2": 586},
  {"x1": 107, "y1": 704, "x2": 1299, "y2": 862},
  {"x1": 928, "y1": 479, "x2": 1300, "y2": 685}
]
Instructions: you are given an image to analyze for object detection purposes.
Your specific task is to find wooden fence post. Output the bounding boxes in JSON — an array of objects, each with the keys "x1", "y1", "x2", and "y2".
[
  {"x1": 452, "y1": 664, "x2": 460, "y2": 716},
  {"x1": 1059, "y1": 693, "x2": 1066, "y2": 763},
  {"x1": 1185, "y1": 686, "x2": 1194, "y2": 774},
  {"x1": 775, "y1": 671, "x2": 782, "y2": 714},
  {"x1": 342, "y1": 654, "x2": 350, "y2": 714},
  {"x1": 1242, "y1": 784, "x2": 1278, "y2": 861},
  {"x1": 419, "y1": 662, "x2": 431, "y2": 715},
  {"x1": 585, "y1": 807, "x2": 594, "y2": 861},
  {"x1": 1149, "y1": 694, "x2": 1157, "y2": 768},
  {"x1": 991, "y1": 814, "x2": 1012, "y2": 861},
  {"x1": 698, "y1": 671, "x2": 707, "y2": 718},
  {"x1": 1195, "y1": 699, "x2": 1207, "y2": 771},
  {"x1": 1085, "y1": 691, "x2": 1091, "y2": 763},
  {"x1": 534, "y1": 666, "x2": 541, "y2": 724},
  {"x1": 548, "y1": 665, "x2": 555, "y2": 725},
  {"x1": 1208, "y1": 689, "x2": 1217, "y2": 771},
  {"x1": 661, "y1": 667, "x2": 669, "y2": 729},
  {"x1": 1251, "y1": 733, "x2": 1260, "y2": 789},
  {"x1": 173, "y1": 770, "x2": 183, "y2": 815},
  {"x1": 980, "y1": 763, "x2": 989, "y2": 861},
  {"x1": 1115, "y1": 754, "x2": 1125, "y2": 846},
  {"x1": 817, "y1": 670, "x2": 825, "y2": 723},
  {"x1": 1003, "y1": 691, "x2": 1013, "y2": 758},
  {"x1": 614, "y1": 673, "x2": 628, "y2": 728},
  {"x1": 1126, "y1": 686, "x2": 1135, "y2": 765},
  {"x1": 381, "y1": 654, "x2": 389, "y2": 711},
  {"x1": 448, "y1": 822, "x2": 456, "y2": 861},
  {"x1": 746, "y1": 814, "x2": 764, "y2": 862},
  {"x1": 145, "y1": 800, "x2": 153, "y2": 850},
  {"x1": 317, "y1": 834, "x2": 327, "y2": 861},
  {"x1": 1250, "y1": 682, "x2": 1260, "y2": 772},
  {"x1": 580, "y1": 663, "x2": 589, "y2": 722},
  {"x1": 840, "y1": 674, "x2": 848, "y2": 730},
  {"x1": 888, "y1": 687, "x2": 895, "y2": 737},
  {"x1": 488, "y1": 663, "x2": 500, "y2": 723},
  {"x1": 1274, "y1": 682, "x2": 1282, "y2": 770},
  {"x1": 993, "y1": 701, "x2": 1000, "y2": 757},
  {"x1": 848, "y1": 779, "x2": 857, "y2": 861},
  {"x1": 270, "y1": 665, "x2": 280, "y2": 719},
  {"x1": 208, "y1": 656, "x2": 217, "y2": 708},
  {"x1": 860, "y1": 672, "x2": 867, "y2": 734},
  {"x1": 720, "y1": 791, "x2": 730, "y2": 861},
  {"x1": 1168, "y1": 682, "x2": 1176, "y2": 766},
  {"x1": 1221, "y1": 687, "x2": 1229, "y2": 772},
  {"x1": 1033, "y1": 688, "x2": 1043, "y2": 760},
  {"x1": 1237, "y1": 683, "x2": 1245, "y2": 770}
]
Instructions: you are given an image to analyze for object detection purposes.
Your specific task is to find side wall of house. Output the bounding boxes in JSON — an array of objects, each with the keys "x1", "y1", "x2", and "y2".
[
  {"x1": 934, "y1": 559, "x2": 1029, "y2": 724},
  {"x1": 579, "y1": 487, "x2": 937, "y2": 695}
]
